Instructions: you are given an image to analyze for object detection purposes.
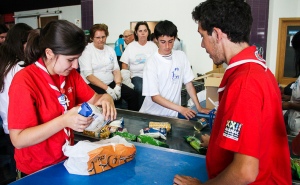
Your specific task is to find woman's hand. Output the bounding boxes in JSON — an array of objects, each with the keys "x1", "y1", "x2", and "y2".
[
  {"x1": 63, "y1": 107, "x2": 93, "y2": 132},
  {"x1": 106, "y1": 86, "x2": 118, "y2": 100},
  {"x1": 114, "y1": 85, "x2": 121, "y2": 100},
  {"x1": 95, "y1": 93, "x2": 117, "y2": 120}
]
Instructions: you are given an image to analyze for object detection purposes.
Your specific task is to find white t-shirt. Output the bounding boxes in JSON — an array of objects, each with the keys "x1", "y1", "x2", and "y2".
[
  {"x1": 0, "y1": 62, "x2": 23, "y2": 134},
  {"x1": 139, "y1": 50, "x2": 194, "y2": 117},
  {"x1": 79, "y1": 43, "x2": 120, "y2": 85},
  {"x1": 120, "y1": 41, "x2": 157, "y2": 78},
  {"x1": 288, "y1": 76, "x2": 300, "y2": 135}
]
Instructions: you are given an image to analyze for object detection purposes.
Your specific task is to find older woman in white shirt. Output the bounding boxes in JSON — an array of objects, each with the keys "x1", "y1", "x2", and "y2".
[{"x1": 79, "y1": 24, "x2": 139, "y2": 111}]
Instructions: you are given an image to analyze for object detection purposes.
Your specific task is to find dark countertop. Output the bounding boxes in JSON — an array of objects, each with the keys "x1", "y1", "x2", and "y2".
[{"x1": 75, "y1": 108, "x2": 210, "y2": 155}]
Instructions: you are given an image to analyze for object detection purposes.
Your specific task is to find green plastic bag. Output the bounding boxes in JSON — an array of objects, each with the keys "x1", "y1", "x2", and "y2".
[
  {"x1": 112, "y1": 131, "x2": 137, "y2": 141},
  {"x1": 291, "y1": 158, "x2": 300, "y2": 180},
  {"x1": 137, "y1": 135, "x2": 169, "y2": 148},
  {"x1": 184, "y1": 136, "x2": 207, "y2": 155}
]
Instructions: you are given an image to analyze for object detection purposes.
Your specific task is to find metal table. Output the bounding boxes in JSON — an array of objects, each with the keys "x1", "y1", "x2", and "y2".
[{"x1": 75, "y1": 109, "x2": 210, "y2": 155}]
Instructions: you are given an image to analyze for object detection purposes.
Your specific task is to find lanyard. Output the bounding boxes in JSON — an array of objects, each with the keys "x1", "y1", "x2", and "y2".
[{"x1": 35, "y1": 58, "x2": 71, "y2": 145}]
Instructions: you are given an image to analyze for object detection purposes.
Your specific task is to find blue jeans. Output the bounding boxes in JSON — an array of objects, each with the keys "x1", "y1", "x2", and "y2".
[{"x1": 132, "y1": 77, "x2": 145, "y2": 109}]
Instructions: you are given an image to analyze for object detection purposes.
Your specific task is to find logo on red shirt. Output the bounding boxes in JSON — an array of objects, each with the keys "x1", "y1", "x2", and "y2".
[
  {"x1": 223, "y1": 120, "x2": 242, "y2": 141},
  {"x1": 68, "y1": 87, "x2": 73, "y2": 93}
]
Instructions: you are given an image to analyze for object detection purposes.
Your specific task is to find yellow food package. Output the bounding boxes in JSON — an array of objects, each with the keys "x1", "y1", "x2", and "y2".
[
  {"x1": 83, "y1": 125, "x2": 110, "y2": 139},
  {"x1": 149, "y1": 122, "x2": 171, "y2": 132}
]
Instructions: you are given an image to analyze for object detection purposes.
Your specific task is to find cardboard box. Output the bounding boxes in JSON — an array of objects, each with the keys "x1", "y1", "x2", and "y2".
[
  {"x1": 205, "y1": 68, "x2": 225, "y2": 74},
  {"x1": 205, "y1": 73, "x2": 223, "y2": 109},
  {"x1": 194, "y1": 72, "x2": 224, "y2": 109},
  {"x1": 193, "y1": 68, "x2": 225, "y2": 82}
]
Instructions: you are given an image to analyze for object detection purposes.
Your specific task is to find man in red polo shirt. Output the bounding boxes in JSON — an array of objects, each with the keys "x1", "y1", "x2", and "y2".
[{"x1": 173, "y1": 0, "x2": 291, "y2": 184}]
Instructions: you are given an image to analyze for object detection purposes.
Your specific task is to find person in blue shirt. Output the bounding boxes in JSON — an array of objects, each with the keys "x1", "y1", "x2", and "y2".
[{"x1": 114, "y1": 34, "x2": 125, "y2": 69}]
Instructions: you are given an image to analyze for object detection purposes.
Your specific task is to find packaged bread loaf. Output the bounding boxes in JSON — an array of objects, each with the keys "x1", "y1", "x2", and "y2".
[{"x1": 63, "y1": 136, "x2": 136, "y2": 175}]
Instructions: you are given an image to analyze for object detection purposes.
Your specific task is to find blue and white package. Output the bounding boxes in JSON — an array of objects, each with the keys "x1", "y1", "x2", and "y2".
[
  {"x1": 78, "y1": 102, "x2": 105, "y2": 131},
  {"x1": 140, "y1": 128, "x2": 167, "y2": 140},
  {"x1": 78, "y1": 102, "x2": 94, "y2": 117},
  {"x1": 108, "y1": 117, "x2": 124, "y2": 128},
  {"x1": 108, "y1": 117, "x2": 125, "y2": 133}
]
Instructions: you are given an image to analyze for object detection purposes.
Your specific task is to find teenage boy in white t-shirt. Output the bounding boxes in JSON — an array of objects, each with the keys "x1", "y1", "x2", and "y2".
[{"x1": 139, "y1": 20, "x2": 210, "y2": 119}]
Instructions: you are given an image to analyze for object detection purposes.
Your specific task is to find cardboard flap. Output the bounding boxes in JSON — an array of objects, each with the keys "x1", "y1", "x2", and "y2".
[
  {"x1": 194, "y1": 74, "x2": 212, "y2": 81},
  {"x1": 205, "y1": 68, "x2": 225, "y2": 74},
  {"x1": 205, "y1": 77, "x2": 223, "y2": 87},
  {"x1": 198, "y1": 73, "x2": 224, "y2": 87}
]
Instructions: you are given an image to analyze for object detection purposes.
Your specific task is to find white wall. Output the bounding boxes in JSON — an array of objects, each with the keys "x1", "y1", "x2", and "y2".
[
  {"x1": 12, "y1": 1, "x2": 300, "y2": 77},
  {"x1": 94, "y1": 0, "x2": 300, "y2": 76},
  {"x1": 14, "y1": 5, "x2": 82, "y2": 29},
  {"x1": 93, "y1": 0, "x2": 212, "y2": 76},
  {"x1": 266, "y1": 0, "x2": 300, "y2": 74}
]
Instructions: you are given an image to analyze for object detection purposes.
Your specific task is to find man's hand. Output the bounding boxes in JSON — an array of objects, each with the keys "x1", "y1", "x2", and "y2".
[
  {"x1": 179, "y1": 107, "x2": 197, "y2": 120},
  {"x1": 197, "y1": 107, "x2": 211, "y2": 114},
  {"x1": 200, "y1": 134, "x2": 210, "y2": 147},
  {"x1": 173, "y1": 175, "x2": 202, "y2": 185}
]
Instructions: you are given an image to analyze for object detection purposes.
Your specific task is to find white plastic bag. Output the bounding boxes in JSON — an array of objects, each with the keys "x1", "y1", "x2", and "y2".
[{"x1": 63, "y1": 136, "x2": 136, "y2": 175}]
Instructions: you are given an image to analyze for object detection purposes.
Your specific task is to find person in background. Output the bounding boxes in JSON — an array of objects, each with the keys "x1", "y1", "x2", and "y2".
[
  {"x1": 140, "y1": 20, "x2": 210, "y2": 119},
  {"x1": 8, "y1": 20, "x2": 116, "y2": 178},
  {"x1": 283, "y1": 31, "x2": 300, "y2": 136},
  {"x1": 173, "y1": 0, "x2": 291, "y2": 184},
  {"x1": 173, "y1": 36, "x2": 182, "y2": 51},
  {"x1": 281, "y1": 82, "x2": 294, "y2": 101},
  {"x1": 0, "y1": 23, "x2": 9, "y2": 45},
  {"x1": 123, "y1": 29, "x2": 134, "y2": 46},
  {"x1": 120, "y1": 21, "x2": 158, "y2": 109},
  {"x1": 79, "y1": 24, "x2": 139, "y2": 111},
  {"x1": 285, "y1": 31, "x2": 300, "y2": 155},
  {"x1": 114, "y1": 34, "x2": 124, "y2": 69},
  {"x1": 0, "y1": 23, "x2": 33, "y2": 180}
]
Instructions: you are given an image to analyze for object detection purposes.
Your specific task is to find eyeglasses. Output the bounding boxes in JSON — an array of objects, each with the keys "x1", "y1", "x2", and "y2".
[
  {"x1": 94, "y1": 36, "x2": 107, "y2": 40},
  {"x1": 124, "y1": 34, "x2": 133, "y2": 38}
]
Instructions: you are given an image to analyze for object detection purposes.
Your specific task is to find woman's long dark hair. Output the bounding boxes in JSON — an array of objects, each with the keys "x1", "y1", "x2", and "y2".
[
  {"x1": 0, "y1": 23, "x2": 33, "y2": 92},
  {"x1": 24, "y1": 20, "x2": 86, "y2": 64}
]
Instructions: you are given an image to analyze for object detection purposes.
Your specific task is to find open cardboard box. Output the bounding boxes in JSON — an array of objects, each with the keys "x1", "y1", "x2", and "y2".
[
  {"x1": 194, "y1": 69, "x2": 225, "y2": 109},
  {"x1": 204, "y1": 73, "x2": 223, "y2": 109}
]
